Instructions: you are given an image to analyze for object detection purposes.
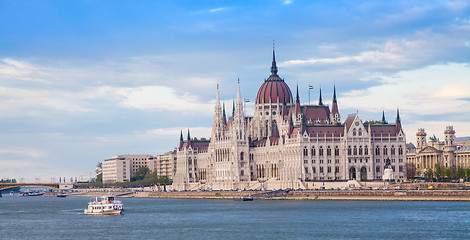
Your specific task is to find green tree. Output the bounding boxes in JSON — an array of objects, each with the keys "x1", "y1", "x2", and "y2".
[
  {"x1": 95, "y1": 173, "x2": 102, "y2": 183},
  {"x1": 456, "y1": 168, "x2": 466, "y2": 179},
  {"x1": 133, "y1": 167, "x2": 150, "y2": 181},
  {"x1": 425, "y1": 168, "x2": 433, "y2": 179},
  {"x1": 434, "y1": 164, "x2": 441, "y2": 180},
  {"x1": 445, "y1": 168, "x2": 453, "y2": 179},
  {"x1": 466, "y1": 168, "x2": 470, "y2": 178}
]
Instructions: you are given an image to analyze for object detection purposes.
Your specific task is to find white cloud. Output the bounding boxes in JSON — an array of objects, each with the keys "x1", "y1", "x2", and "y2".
[
  {"x1": 0, "y1": 58, "x2": 52, "y2": 84},
  {"x1": 145, "y1": 127, "x2": 212, "y2": 139},
  {"x1": 284, "y1": 0, "x2": 293, "y2": 5},
  {"x1": 210, "y1": 7, "x2": 226, "y2": 13},
  {"x1": 0, "y1": 148, "x2": 46, "y2": 158}
]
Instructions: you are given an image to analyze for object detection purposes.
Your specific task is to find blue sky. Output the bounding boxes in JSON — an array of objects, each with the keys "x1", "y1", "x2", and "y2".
[{"x1": 1, "y1": 0, "x2": 470, "y2": 182}]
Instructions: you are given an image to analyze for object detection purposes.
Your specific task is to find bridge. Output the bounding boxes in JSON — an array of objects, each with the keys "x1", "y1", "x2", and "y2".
[{"x1": 0, "y1": 182, "x2": 61, "y2": 191}]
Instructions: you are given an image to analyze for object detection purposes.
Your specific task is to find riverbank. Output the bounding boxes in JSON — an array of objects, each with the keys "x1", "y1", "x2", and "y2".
[{"x1": 45, "y1": 189, "x2": 470, "y2": 201}]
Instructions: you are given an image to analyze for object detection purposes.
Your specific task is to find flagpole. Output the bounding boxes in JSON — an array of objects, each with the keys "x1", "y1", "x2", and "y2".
[{"x1": 309, "y1": 87, "x2": 310, "y2": 105}]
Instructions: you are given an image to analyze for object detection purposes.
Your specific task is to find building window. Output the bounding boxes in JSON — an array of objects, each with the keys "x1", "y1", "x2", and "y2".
[
  {"x1": 313, "y1": 167, "x2": 316, "y2": 173},
  {"x1": 327, "y1": 146, "x2": 331, "y2": 156},
  {"x1": 305, "y1": 167, "x2": 308, "y2": 173},
  {"x1": 335, "y1": 166, "x2": 339, "y2": 173},
  {"x1": 398, "y1": 146, "x2": 403, "y2": 155},
  {"x1": 320, "y1": 167, "x2": 324, "y2": 173},
  {"x1": 376, "y1": 166, "x2": 380, "y2": 172},
  {"x1": 358, "y1": 129, "x2": 362, "y2": 136},
  {"x1": 399, "y1": 166, "x2": 403, "y2": 172},
  {"x1": 359, "y1": 146, "x2": 363, "y2": 155},
  {"x1": 365, "y1": 146, "x2": 368, "y2": 155},
  {"x1": 304, "y1": 159, "x2": 308, "y2": 164},
  {"x1": 353, "y1": 128, "x2": 357, "y2": 136},
  {"x1": 312, "y1": 159, "x2": 315, "y2": 164},
  {"x1": 391, "y1": 146, "x2": 395, "y2": 155},
  {"x1": 348, "y1": 146, "x2": 352, "y2": 155},
  {"x1": 327, "y1": 167, "x2": 331, "y2": 173},
  {"x1": 353, "y1": 146, "x2": 357, "y2": 155},
  {"x1": 335, "y1": 146, "x2": 339, "y2": 156},
  {"x1": 383, "y1": 146, "x2": 388, "y2": 155},
  {"x1": 375, "y1": 146, "x2": 380, "y2": 155},
  {"x1": 311, "y1": 147, "x2": 316, "y2": 156},
  {"x1": 303, "y1": 147, "x2": 308, "y2": 157},
  {"x1": 240, "y1": 152, "x2": 244, "y2": 161},
  {"x1": 319, "y1": 147, "x2": 324, "y2": 156}
]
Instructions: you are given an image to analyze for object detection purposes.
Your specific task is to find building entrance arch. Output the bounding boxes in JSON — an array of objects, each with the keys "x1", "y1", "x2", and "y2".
[
  {"x1": 349, "y1": 167, "x2": 356, "y2": 180},
  {"x1": 360, "y1": 167, "x2": 367, "y2": 181}
]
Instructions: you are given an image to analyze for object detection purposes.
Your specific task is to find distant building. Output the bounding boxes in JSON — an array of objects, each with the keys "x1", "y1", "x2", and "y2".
[
  {"x1": 406, "y1": 126, "x2": 470, "y2": 177},
  {"x1": 95, "y1": 162, "x2": 102, "y2": 177},
  {"x1": 102, "y1": 154, "x2": 153, "y2": 183},
  {"x1": 173, "y1": 50, "x2": 406, "y2": 191}
]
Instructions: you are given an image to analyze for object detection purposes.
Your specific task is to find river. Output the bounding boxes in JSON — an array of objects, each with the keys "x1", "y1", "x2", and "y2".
[{"x1": 0, "y1": 194, "x2": 469, "y2": 239}]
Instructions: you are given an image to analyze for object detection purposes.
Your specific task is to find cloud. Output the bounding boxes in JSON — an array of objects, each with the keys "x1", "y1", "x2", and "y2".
[
  {"x1": 210, "y1": 7, "x2": 226, "y2": 13},
  {"x1": 284, "y1": 0, "x2": 293, "y2": 5},
  {"x1": 0, "y1": 58, "x2": 52, "y2": 84},
  {"x1": 0, "y1": 148, "x2": 46, "y2": 158},
  {"x1": 145, "y1": 127, "x2": 212, "y2": 139},
  {"x1": 97, "y1": 85, "x2": 214, "y2": 114}
]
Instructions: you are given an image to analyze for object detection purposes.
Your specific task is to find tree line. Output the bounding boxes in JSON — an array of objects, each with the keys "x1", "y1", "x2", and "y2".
[
  {"x1": 90, "y1": 167, "x2": 172, "y2": 187},
  {"x1": 406, "y1": 163, "x2": 470, "y2": 181}
]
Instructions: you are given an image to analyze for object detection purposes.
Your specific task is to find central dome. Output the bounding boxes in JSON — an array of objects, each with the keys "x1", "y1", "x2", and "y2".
[{"x1": 256, "y1": 50, "x2": 293, "y2": 105}]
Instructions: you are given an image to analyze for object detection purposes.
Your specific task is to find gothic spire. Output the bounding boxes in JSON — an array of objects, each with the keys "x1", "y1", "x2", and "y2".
[
  {"x1": 382, "y1": 111, "x2": 386, "y2": 123},
  {"x1": 319, "y1": 87, "x2": 323, "y2": 105},
  {"x1": 180, "y1": 130, "x2": 183, "y2": 141},
  {"x1": 223, "y1": 102, "x2": 226, "y2": 118},
  {"x1": 333, "y1": 84, "x2": 337, "y2": 103},
  {"x1": 187, "y1": 129, "x2": 191, "y2": 141},
  {"x1": 271, "y1": 43, "x2": 278, "y2": 76},
  {"x1": 296, "y1": 84, "x2": 300, "y2": 103},
  {"x1": 396, "y1": 108, "x2": 401, "y2": 123},
  {"x1": 232, "y1": 100, "x2": 235, "y2": 117}
]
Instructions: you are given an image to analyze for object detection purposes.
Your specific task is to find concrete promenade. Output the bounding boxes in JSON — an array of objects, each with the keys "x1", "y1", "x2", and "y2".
[{"x1": 46, "y1": 188, "x2": 470, "y2": 201}]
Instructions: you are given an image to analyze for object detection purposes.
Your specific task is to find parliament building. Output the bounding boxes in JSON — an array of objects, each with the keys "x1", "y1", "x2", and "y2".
[{"x1": 173, "y1": 50, "x2": 407, "y2": 190}]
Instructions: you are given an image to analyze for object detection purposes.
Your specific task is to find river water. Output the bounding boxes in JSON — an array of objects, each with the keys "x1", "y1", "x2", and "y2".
[{"x1": 0, "y1": 194, "x2": 469, "y2": 239}]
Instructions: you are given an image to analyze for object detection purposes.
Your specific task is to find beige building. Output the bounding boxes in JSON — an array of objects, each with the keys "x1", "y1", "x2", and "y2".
[
  {"x1": 406, "y1": 126, "x2": 470, "y2": 177},
  {"x1": 102, "y1": 154, "x2": 152, "y2": 183},
  {"x1": 102, "y1": 152, "x2": 177, "y2": 183}
]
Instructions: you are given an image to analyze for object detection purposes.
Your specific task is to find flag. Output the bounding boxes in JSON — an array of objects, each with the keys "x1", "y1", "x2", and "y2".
[
  {"x1": 244, "y1": 98, "x2": 250, "y2": 103},
  {"x1": 456, "y1": 145, "x2": 462, "y2": 150},
  {"x1": 309, "y1": 85, "x2": 313, "y2": 89}
]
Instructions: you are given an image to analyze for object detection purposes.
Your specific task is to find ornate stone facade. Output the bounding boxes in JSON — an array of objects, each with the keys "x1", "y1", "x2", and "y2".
[
  {"x1": 173, "y1": 51, "x2": 406, "y2": 190},
  {"x1": 407, "y1": 126, "x2": 470, "y2": 176}
]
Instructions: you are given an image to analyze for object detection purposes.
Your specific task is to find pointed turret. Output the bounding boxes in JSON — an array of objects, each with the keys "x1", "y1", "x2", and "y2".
[
  {"x1": 271, "y1": 45, "x2": 278, "y2": 76},
  {"x1": 330, "y1": 84, "x2": 340, "y2": 123},
  {"x1": 179, "y1": 130, "x2": 184, "y2": 150},
  {"x1": 232, "y1": 100, "x2": 235, "y2": 118},
  {"x1": 211, "y1": 85, "x2": 224, "y2": 140},
  {"x1": 187, "y1": 129, "x2": 191, "y2": 141},
  {"x1": 319, "y1": 87, "x2": 323, "y2": 105},
  {"x1": 382, "y1": 111, "x2": 386, "y2": 123},
  {"x1": 396, "y1": 108, "x2": 402, "y2": 131},
  {"x1": 186, "y1": 129, "x2": 191, "y2": 148},
  {"x1": 233, "y1": 80, "x2": 246, "y2": 141},
  {"x1": 295, "y1": 84, "x2": 301, "y2": 114}
]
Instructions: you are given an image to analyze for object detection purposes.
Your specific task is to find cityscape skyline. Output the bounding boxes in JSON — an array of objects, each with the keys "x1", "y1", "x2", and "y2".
[{"x1": 1, "y1": 0, "x2": 470, "y2": 182}]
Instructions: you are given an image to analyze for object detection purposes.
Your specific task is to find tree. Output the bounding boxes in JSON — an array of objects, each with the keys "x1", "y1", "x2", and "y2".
[
  {"x1": 445, "y1": 168, "x2": 453, "y2": 179},
  {"x1": 466, "y1": 168, "x2": 470, "y2": 179},
  {"x1": 425, "y1": 168, "x2": 433, "y2": 179},
  {"x1": 95, "y1": 173, "x2": 102, "y2": 183},
  {"x1": 133, "y1": 167, "x2": 150, "y2": 181},
  {"x1": 434, "y1": 164, "x2": 441, "y2": 180},
  {"x1": 456, "y1": 168, "x2": 466, "y2": 179},
  {"x1": 405, "y1": 163, "x2": 417, "y2": 179}
]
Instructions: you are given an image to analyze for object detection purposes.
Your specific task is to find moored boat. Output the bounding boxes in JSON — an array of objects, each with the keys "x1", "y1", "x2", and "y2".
[{"x1": 84, "y1": 196, "x2": 124, "y2": 215}]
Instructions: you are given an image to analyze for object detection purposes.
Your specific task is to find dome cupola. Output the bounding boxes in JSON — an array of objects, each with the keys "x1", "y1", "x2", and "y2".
[{"x1": 256, "y1": 49, "x2": 293, "y2": 105}]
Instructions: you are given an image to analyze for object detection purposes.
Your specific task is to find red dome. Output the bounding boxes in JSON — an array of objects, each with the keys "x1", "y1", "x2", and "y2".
[
  {"x1": 256, "y1": 77, "x2": 293, "y2": 104},
  {"x1": 256, "y1": 50, "x2": 293, "y2": 104}
]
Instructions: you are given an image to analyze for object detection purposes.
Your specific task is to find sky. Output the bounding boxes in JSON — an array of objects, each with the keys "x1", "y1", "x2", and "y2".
[{"x1": 1, "y1": 0, "x2": 469, "y2": 182}]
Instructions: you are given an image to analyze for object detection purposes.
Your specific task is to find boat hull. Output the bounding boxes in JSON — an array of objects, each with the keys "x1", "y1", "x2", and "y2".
[{"x1": 84, "y1": 210, "x2": 122, "y2": 215}]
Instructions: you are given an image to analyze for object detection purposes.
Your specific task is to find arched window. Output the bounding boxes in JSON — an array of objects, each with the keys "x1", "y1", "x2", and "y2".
[
  {"x1": 383, "y1": 146, "x2": 388, "y2": 155},
  {"x1": 311, "y1": 147, "x2": 316, "y2": 156},
  {"x1": 364, "y1": 146, "x2": 368, "y2": 155},
  {"x1": 398, "y1": 146, "x2": 403, "y2": 155},
  {"x1": 319, "y1": 146, "x2": 324, "y2": 156},
  {"x1": 327, "y1": 146, "x2": 331, "y2": 156},
  {"x1": 358, "y1": 129, "x2": 362, "y2": 136},
  {"x1": 240, "y1": 152, "x2": 244, "y2": 161},
  {"x1": 375, "y1": 146, "x2": 380, "y2": 155},
  {"x1": 353, "y1": 146, "x2": 357, "y2": 155},
  {"x1": 303, "y1": 147, "x2": 308, "y2": 157},
  {"x1": 272, "y1": 120, "x2": 277, "y2": 137},
  {"x1": 353, "y1": 128, "x2": 357, "y2": 136},
  {"x1": 335, "y1": 146, "x2": 339, "y2": 156},
  {"x1": 265, "y1": 120, "x2": 269, "y2": 137},
  {"x1": 359, "y1": 146, "x2": 363, "y2": 155},
  {"x1": 348, "y1": 146, "x2": 352, "y2": 155},
  {"x1": 391, "y1": 146, "x2": 395, "y2": 155}
]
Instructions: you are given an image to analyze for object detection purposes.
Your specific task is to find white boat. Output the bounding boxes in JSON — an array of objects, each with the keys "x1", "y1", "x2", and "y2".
[{"x1": 84, "y1": 196, "x2": 124, "y2": 215}]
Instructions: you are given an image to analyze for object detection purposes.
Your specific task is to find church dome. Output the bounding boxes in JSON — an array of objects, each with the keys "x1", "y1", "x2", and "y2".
[{"x1": 256, "y1": 50, "x2": 293, "y2": 104}]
